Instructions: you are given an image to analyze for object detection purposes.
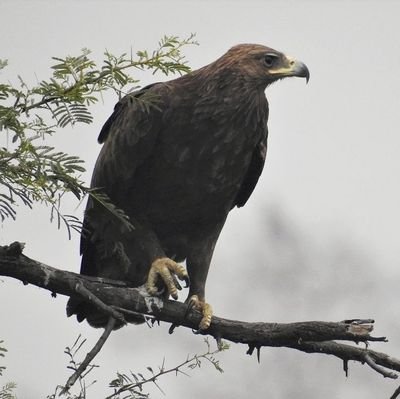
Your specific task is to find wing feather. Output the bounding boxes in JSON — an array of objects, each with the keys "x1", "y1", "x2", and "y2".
[
  {"x1": 80, "y1": 84, "x2": 164, "y2": 275},
  {"x1": 233, "y1": 132, "x2": 268, "y2": 208}
]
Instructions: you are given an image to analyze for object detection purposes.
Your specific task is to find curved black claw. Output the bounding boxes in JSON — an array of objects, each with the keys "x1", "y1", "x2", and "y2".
[
  {"x1": 169, "y1": 294, "x2": 196, "y2": 334},
  {"x1": 169, "y1": 323, "x2": 179, "y2": 334},
  {"x1": 182, "y1": 275, "x2": 190, "y2": 288},
  {"x1": 171, "y1": 274, "x2": 182, "y2": 291},
  {"x1": 184, "y1": 298, "x2": 196, "y2": 319}
]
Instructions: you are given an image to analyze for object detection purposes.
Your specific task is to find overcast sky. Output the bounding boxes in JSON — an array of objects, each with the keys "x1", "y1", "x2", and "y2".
[{"x1": 1, "y1": 1, "x2": 400, "y2": 398}]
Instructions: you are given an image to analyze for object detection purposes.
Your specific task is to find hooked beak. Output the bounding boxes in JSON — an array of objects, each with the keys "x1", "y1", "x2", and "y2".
[{"x1": 269, "y1": 56, "x2": 310, "y2": 83}]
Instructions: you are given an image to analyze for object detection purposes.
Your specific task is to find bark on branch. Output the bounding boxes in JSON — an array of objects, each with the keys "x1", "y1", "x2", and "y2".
[{"x1": 1, "y1": 242, "x2": 400, "y2": 390}]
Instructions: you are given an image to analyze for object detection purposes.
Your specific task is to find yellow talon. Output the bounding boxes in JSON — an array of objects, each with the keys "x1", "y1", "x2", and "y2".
[
  {"x1": 146, "y1": 257, "x2": 189, "y2": 300},
  {"x1": 189, "y1": 295, "x2": 213, "y2": 330}
]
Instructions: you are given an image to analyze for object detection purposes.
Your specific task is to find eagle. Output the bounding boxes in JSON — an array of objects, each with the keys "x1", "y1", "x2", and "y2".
[{"x1": 66, "y1": 44, "x2": 309, "y2": 330}]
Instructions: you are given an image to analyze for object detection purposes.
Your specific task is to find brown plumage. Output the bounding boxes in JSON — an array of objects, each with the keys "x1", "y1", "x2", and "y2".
[{"x1": 66, "y1": 44, "x2": 309, "y2": 329}]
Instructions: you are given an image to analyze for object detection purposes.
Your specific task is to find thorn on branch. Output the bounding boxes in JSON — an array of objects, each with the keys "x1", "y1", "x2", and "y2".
[
  {"x1": 169, "y1": 323, "x2": 178, "y2": 334},
  {"x1": 246, "y1": 343, "x2": 255, "y2": 356},
  {"x1": 151, "y1": 319, "x2": 160, "y2": 327},
  {"x1": 246, "y1": 344, "x2": 261, "y2": 363},
  {"x1": 215, "y1": 334, "x2": 223, "y2": 350},
  {"x1": 245, "y1": 343, "x2": 260, "y2": 362},
  {"x1": 343, "y1": 359, "x2": 349, "y2": 377}
]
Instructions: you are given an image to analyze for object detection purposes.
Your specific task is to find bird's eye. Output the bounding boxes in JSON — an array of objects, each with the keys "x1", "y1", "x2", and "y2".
[{"x1": 264, "y1": 54, "x2": 277, "y2": 67}]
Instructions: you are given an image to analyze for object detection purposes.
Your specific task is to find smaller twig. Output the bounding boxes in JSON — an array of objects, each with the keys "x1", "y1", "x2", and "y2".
[
  {"x1": 62, "y1": 317, "x2": 116, "y2": 393},
  {"x1": 390, "y1": 385, "x2": 400, "y2": 399},
  {"x1": 105, "y1": 338, "x2": 224, "y2": 399},
  {"x1": 112, "y1": 305, "x2": 155, "y2": 328},
  {"x1": 364, "y1": 353, "x2": 398, "y2": 379},
  {"x1": 112, "y1": 305, "x2": 153, "y2": 320},
  {"x1": 289, "y1": 341, "x2": 399, "y2": 380},
  {"x1": 73, "y1": 282, "x2": 126, "y2": 325}
]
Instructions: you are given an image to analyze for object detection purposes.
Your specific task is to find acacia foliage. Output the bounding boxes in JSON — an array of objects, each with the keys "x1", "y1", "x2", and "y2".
[{"x1": 0, "y1": 35, "x2": 196, "y2": 235}]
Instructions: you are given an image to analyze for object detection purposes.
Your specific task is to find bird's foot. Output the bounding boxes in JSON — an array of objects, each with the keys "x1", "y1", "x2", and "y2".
[
  {"x1": 146, "y1": 257, "x2": 189, "y2": 300},
  {"x1": 188, "y1": 295, "x2": 213, "y2": 330}
]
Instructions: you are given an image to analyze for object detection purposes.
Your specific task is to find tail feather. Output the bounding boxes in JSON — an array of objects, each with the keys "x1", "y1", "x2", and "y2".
[{"x1": 66, "y1": 297, "x2": 144, "y2": 329}]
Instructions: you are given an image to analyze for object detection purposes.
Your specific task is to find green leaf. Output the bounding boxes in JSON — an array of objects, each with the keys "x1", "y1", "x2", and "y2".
[{"x1": 0, "y1": 35, "x2": 197, "y2": 236}]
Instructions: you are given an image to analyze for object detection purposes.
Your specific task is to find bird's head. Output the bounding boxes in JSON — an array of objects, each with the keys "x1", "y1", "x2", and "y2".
[{"x1": 220, "y1": 44, "x2": 310, "y2": 87}]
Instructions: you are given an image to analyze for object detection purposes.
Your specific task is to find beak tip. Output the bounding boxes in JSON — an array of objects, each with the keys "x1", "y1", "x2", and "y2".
[
  {"x1": 301, "y1": 63, "x2": 310, "y2": 84},
  {"x1": 290, "y1": 59, "x2": 310, "y2": 83}
]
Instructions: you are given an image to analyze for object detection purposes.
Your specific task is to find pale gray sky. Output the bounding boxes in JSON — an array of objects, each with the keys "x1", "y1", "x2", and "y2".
[{"x1": 1, "y1": 1, "x2": 400, "y2": 398}]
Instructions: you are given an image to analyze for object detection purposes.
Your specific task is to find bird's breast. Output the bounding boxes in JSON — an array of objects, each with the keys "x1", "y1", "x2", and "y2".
[{"x1": 134, "y1": 119, "x2": 262, "y2": 224}]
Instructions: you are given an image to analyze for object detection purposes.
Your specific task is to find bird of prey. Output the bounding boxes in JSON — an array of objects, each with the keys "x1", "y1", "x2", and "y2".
[{"x1": 66, "y1": 43, "x2": 309, "y2": 330}]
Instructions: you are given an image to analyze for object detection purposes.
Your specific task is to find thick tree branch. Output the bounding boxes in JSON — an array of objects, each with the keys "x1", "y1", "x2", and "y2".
[{"x1": 1, "y1": 241, "x2": 400, "y2": 385}]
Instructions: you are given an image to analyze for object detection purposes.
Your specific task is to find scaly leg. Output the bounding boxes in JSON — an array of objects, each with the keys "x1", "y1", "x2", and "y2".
[{"x1": 185, "y1": 223, "x2": 225, "y2": 330}]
